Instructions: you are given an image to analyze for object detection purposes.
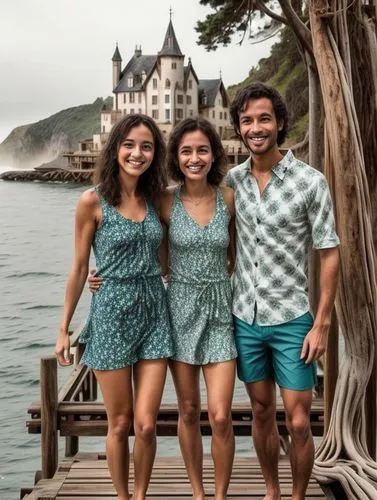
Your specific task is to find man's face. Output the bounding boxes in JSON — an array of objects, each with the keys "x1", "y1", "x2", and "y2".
[{"x1": 238, "y1": 97, "x2": 283, "y2": 156}]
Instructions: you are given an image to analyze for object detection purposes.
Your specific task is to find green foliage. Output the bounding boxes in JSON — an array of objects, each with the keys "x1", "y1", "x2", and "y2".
[{"x1": 196, "y1": 0, "x2": 254, "y2": 50}]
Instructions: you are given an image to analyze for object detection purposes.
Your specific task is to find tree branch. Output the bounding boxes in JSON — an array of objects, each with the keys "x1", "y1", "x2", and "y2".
[
  {"x1": 279, "y1": 0, "x2": 313, "y2": 56},
  {"x1": 255, "y1": 0, "x2": 289, "y2": 25}
]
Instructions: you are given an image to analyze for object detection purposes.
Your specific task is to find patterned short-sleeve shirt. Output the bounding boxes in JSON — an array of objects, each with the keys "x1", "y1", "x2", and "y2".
[{"x1": 226, "y1": 150, "x2": 339, "y2": 326}]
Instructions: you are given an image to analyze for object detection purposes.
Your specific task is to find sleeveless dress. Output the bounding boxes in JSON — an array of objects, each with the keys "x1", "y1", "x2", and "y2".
[
  {"x1": 167, "y1": 187, "x2": 237, "y2": 365},
  {"x1": 80, "y1": 188, "x2": 173, "y2": 370}
]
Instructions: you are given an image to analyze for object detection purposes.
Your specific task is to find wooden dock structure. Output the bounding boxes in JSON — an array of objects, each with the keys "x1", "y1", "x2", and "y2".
[
  {"x1": 21, "y1": 454, "x2": 327, "y2": 499},
  {"x1": 21, "y1": 328, "x2": 329, "y2": 499}
]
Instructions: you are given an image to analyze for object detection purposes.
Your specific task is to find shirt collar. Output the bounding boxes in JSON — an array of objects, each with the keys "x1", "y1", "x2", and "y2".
[
  {"x1": 240, "y1": 149, "x2": 294, "y2": 181},
  {"x1": 271, "y1": 149, "x2": 294, "y2": 180}
]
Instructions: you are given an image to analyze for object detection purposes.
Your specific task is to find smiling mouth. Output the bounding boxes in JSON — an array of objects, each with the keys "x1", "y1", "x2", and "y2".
[
  {"x1": 127, "y1": 160, "x2": 145, "y2": 168},
  {"x1": 187, "y1": 165, "x2": 203, "y2": 172},
  {"x1": 249, "y1": 136, "x2": 268, "y2": 143}
]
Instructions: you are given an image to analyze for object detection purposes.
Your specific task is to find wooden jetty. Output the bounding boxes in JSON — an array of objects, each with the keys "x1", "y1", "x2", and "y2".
[{"x1": 21, "y1": 328, "x2": 329, "y2": 499}]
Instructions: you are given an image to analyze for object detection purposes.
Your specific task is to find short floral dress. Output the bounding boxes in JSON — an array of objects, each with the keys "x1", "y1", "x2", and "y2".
[
  {"x1": 80, "y1": 188, "x2": 173, "y2": 370},
  {"x1": 167, "y1": 187, "x2": 237, "y2": 365}
]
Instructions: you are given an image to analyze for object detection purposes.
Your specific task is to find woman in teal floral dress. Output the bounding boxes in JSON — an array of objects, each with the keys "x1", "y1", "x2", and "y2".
[
  {"x1": 160, "y1": 118, "x2": 237, "y2": 500},
  {"x1": 55, "y1": 114, "x2": 172, "y2": 500}
]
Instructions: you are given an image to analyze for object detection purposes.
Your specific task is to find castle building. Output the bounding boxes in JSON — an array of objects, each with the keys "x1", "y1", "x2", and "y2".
[{"x1": 93, "y1": 17, "x2": 231, "y2": 151}]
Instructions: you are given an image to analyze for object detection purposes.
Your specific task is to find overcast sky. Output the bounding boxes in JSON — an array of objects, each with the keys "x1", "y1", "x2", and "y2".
[{"x1": 0, "y1": 0, "x2": 276, "y2": 143}]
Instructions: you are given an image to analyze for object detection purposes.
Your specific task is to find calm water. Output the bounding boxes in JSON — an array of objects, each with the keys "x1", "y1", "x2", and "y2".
[{"x1": 0, "y1": 172, "x2": 252, "y2": 499}]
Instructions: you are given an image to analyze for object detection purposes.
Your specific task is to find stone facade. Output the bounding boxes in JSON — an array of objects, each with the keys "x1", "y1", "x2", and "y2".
[{"x1": 94, "y1": 18, "x2": 232, "y2": 150}]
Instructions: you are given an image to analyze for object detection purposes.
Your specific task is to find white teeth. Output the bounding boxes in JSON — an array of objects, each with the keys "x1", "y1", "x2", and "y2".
[{"x1": 188, "y1": 166, "x2": 201, "y2": 172}]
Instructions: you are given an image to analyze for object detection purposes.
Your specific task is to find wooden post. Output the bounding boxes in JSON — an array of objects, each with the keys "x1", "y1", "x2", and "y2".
[
  {"x1": 65, "y1": 433, "x2": 79, "y2": 457},
  {"x1": 89, "y1": 369, "x2": 98, "y2": 401},
  {"x1": 40, "y1": 356, "x2": 58, "y2": 479}
]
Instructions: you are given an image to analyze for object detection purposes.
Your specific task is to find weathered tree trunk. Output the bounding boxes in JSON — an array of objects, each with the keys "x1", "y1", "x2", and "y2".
[{"x1": 309, "y1": 0, "x2": 377, "y2": 496}]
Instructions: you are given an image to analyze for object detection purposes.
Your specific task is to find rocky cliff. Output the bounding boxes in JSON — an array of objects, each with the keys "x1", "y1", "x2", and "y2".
[{"x1": 0, "y1": 97, "x2": 112, "y2": 169}]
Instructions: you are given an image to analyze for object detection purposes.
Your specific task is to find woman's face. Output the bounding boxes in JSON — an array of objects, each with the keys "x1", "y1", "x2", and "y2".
[
  {"x1": 117, "y1": 124, "x2": 155, "y2": 180},
  {"x1": 178, "y1": 129, "x2": 213, "y2": 182}
]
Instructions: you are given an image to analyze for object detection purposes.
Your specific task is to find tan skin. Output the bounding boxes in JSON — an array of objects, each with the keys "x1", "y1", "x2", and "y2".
[
  {"x1": 238, "y1": 98, "x2": 340, "y2": 500},
  {"x1": 90, "y1": 129, "x2": 237, "y2": 500},
  {"x1": 55, "y1": 124, "x2": 169, "y2": 500}
]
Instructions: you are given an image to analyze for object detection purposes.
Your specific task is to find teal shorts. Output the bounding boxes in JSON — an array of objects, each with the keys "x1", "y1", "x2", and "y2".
[{"x1": 233, "y1": 312, "x2": 317, "y2": 391}]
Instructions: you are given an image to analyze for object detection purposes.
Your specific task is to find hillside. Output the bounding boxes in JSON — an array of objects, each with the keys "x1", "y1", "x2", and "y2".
[
  {"x1": 0, "y1": 97, "x2": 112, "y2": 169},
  {"x1": 228, "y1": 26, "x2": 308, "y2": 146}
]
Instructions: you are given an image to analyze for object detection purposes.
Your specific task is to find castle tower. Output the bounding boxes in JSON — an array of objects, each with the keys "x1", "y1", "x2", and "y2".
[
  {"x1": 112, "y1": 44, "x2": 122, "y2": 90},
  {"x1": 158, "y1": 17, "x2": 184, "y2": 124}
]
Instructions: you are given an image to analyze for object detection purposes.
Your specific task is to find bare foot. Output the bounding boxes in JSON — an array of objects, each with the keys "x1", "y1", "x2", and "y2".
[
  {"x1": 263, "y1": 491, "x2": 281, "y2": 500},
  {"x1": 192, "y1": 492, "x2": 205, "y2": 500}
]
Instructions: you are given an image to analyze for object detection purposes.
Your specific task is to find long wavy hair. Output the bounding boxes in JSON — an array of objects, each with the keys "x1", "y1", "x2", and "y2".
[
  {"x1": 167, "y1": 117, "x2": 228, "y2": 186},
  {"x1": 93, "y1": 114, "x2": 167, "y2": 205}
]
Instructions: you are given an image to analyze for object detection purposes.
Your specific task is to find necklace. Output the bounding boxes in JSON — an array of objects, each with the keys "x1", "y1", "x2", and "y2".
[{"x1": 182, "y1": 185, "x2": 212, "y2": 206}]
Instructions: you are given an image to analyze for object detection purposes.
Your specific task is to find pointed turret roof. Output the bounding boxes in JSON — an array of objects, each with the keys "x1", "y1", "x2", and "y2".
[
  {"x1": 112, "y1": 44, "x2": 122, "y2": 62},
  {"x1": 158, "y1": 20, "x2": 183, "y2": 57}
]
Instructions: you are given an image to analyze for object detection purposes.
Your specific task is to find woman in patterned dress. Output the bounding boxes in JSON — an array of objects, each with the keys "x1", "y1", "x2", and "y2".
[
  {"x1": 55, "y1": 114, "x2": 173, "y2": 500},
  {"x1": 160, "y1": 118, "x2": 237, "y2": 500}
]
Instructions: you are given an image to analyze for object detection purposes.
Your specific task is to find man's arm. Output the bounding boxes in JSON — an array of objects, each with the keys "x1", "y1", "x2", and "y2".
[{"x1": 301, "y1": 247, "x2": 340, "y2": 364}]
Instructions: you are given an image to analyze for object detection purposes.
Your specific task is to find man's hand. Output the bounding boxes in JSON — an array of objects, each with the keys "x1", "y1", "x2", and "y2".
[{"x1": 301, "y1": 323, "x2": 330, "y2": 364}]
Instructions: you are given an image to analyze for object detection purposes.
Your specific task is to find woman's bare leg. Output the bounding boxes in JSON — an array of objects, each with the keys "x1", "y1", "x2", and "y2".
[
  {"x1": 169, "y1": 360, "x2": 205, "y2": 500},
  {"x1": 132, "y1": 359, "x2": 168, "y2": 500},
  {"x1": 203, "y1": 360, "x2": 236, "y2": 500},
  {"x1": 95, "y1": 367, "x2": 133, "y2": 500}
]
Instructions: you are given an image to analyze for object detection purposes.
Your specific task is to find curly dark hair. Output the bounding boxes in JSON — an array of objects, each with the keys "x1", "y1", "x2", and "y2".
[
  {"x1": 93, "y1": 114, "x2": 167, "y2": 205},
  {"x1": 230, "y1": 82, "x2": 289, "y2": 146},
  {"x1": 167, "y1": 117, "x2": 227, "y2": 186}
]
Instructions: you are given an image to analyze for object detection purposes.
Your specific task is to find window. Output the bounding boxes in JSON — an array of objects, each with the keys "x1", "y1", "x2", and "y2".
[
  {"x1": 129, "y1": 92, "x2": 135, "y2": 103},
  {"x1": 138, "y1": 108, "x2": 142, "y2": 114},
  {"x1": 165, "y1": 78, "x2": 171, "y2": 89},
  {"x1": 189, "y1": 109, "x2": 194, "y2": 117},
  {"x1": 123, "y1": 93, "x2": 126, "y2": 104},
  {"x1": 176, "y1": 108, "x2": 183, "y2": 119},
  {"x1": 153, "y1": 78, "x2": 158, "y2": 89},
  {"x1": 187, "y1": 95, "x2": 192, "y2": 105},
  {"x1": 177, "y1": 94, "x2": 183, "y2": 104},
  {"x1": 212, "y1": 110, "x2": 215, "y2": 119},
  {"x1": 172, "y1": 62, "x2": 177, "y2": 69},
  {"x1": 128, "y1": 75, "x2": 133, "y2": 87},
  {"x1": 165, "y1": 109, "x2": 170, "y2": 121},
  {"x1": 219, "y1": 126, "x2": 223, "y2": 137},
  {"x1": 188, "y1": 80, "x2": 192, "y2": 89},
  {"x1": 138, "y1": 93, "x2": 142, "y2": 103},
  {"x1": 224, "y1": 111, "x2": 227, "y2": 120},
  {"x1": 165, "y1": 94, "x2": 170, "y2": 104},
  {"x1": 220, "y1": 112, "x2": 223, "y2": 120},
  {"x1": 130, "y1": 108, "x2": 135, "y2": 114},
  {"x1": 152, "y1": 110, "x2": 159, "y2": 119},
  {"x1": 152, "y1": 95, "x2": 158, "y2": 105}
]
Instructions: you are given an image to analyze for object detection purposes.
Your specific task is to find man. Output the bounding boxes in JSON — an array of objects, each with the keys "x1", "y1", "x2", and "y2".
[{"x1": 226, "y1": 82, "x2": 340, "y2": 500}]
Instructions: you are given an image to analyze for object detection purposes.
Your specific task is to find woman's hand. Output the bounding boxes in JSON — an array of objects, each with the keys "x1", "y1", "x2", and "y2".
[
  {"x1": 88, "y1": 268, "x2": 103, "y2": 293},
  {"x1": 55, "y1": 330, "x2": 74, "y2": 367}
]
